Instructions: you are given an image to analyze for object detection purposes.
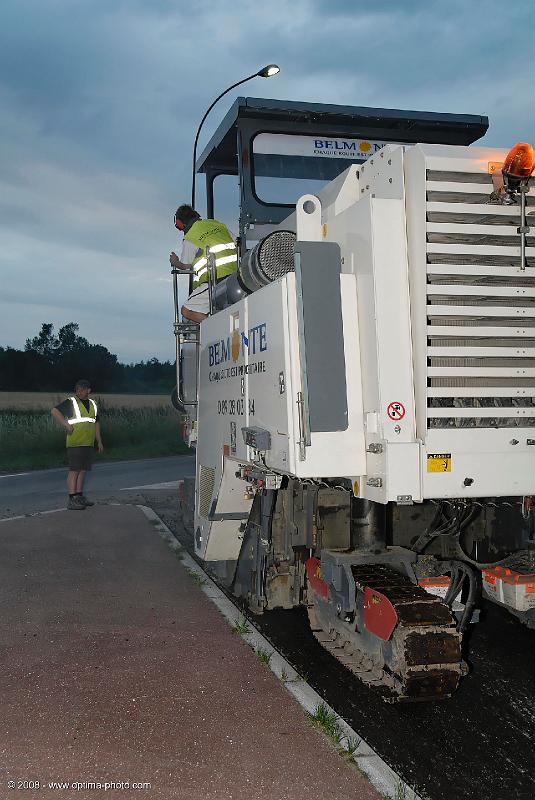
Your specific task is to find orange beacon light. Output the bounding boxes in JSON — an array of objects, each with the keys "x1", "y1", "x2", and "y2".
[
  {"x1": 502, "y1": 142, "x2": 535, "y2": 182},
  {"x1": 500, "y1": 142, "x2": 535, "y2": 272}
]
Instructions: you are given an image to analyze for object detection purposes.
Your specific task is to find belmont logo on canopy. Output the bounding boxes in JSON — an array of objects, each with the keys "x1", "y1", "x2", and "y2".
[
  {"x1": 253, "y1": 133, "x2": 403, "y2": 162},
  {"x1": 313, "y1": 138, "x2": 382, "y2": 157}
]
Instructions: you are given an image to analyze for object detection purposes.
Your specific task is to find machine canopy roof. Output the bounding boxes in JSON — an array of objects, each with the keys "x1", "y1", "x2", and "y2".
[{"x1": 196, "y1": 96, "x2": 489, "y2": 175}]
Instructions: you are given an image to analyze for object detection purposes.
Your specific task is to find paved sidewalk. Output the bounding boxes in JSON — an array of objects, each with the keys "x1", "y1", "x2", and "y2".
[{"x1": 0, "y1": 505, "x2": 380, "y2": 800}]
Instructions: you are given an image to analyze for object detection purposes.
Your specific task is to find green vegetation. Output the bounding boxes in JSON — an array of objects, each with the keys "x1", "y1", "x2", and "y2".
[
  {"x1": 186, "y1": 568, "x2": 207, "y2": 587},
  {"x1": 387, "y1": 780, "x2": 416, "y2": 800},
  {"x1": 256, "y1": 646, "x2": 273, "y2": 665},
  {"x1": 345, "y1": 736, "x2": 361, "y2": 758},
  {"x1": 0, "y1": 404, "x2": 188, "y2": 472},
  {"x1": 308, "y1": 702, "x2": 362, "y2": 759},
  {"x1": 232, "y1": 616, "x2": 252, "y2": 636},
  {"x1": 280, "y1": 668, "x2": 307, "y2": 684},
  {"x1": 309, "y1": 703, "x2": 344, "y2": 746}
]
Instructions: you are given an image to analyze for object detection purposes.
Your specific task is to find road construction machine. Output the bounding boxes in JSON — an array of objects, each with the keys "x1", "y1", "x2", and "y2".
[{"x1": 173, "y1": 97, "x2": 535, "y2": 701}]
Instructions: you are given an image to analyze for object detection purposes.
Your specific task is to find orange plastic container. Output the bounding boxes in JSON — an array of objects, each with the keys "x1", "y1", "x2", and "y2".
[
  {"x1": 419, "y1": 576, "x2": 459, "y2": 601},
  {"x1": 482, "y1": 566, "x2": 535, "y2": 611}
]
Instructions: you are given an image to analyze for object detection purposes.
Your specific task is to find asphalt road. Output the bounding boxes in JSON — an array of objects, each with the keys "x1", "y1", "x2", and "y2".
[
  {"x1": 159, "y1": 502, "x2": 535, "y2": 800},
  {"x1": 0, "y1": 455, "x2": 196, "y2": 518}
]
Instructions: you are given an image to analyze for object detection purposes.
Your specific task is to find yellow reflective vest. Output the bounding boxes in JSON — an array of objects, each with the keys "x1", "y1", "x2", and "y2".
[
  {"x1": 66, "y1": 396, "x2": 97, "y2": 448},
  {"x1": 185, "y1": 219, "x2": 238, "y2": 289}
]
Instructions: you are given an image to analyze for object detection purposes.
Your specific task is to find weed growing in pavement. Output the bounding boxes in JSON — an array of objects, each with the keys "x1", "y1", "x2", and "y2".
[
  {"x1": 281, "y1": 670, "x2": 308, "y2": 683},
  {"x1": 344, "y1": 735, "x2": 361, "y2": 758},
  {"x1": 186, "y1": 568, "x2": 206, "y2": 586},
  {"x1": 232, "y1": 617, "x2": 252, "y2": 636},
  {"x1": 309, "y1": 703, "x2": 343, "y2": 744},
  {"x1": 309, "y1": 703, "x2": 363, "y2": 758},
  {"x1": 385, "y1": 780, "x2": 416, "y2": 800},
  {"x1": 256, "y1": 647, "x2": 273, "y2": 665}
]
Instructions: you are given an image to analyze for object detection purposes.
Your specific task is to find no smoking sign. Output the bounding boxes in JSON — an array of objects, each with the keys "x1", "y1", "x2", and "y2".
[{"x1": 387, "y1": 401, "x2": 406, "y2": 421}]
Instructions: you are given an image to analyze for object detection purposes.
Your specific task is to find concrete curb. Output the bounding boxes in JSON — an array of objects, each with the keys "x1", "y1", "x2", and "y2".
[{"x1": 138, "y1": 504, "x2": 422, "y2": 800}]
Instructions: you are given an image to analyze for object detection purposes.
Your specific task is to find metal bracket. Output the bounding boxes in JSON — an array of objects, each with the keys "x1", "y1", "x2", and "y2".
[
  {"x1": 366, "y1": 477, "x2": 383, "y2": 488},
  {"x1": 297, "y1": 391, "x2": 307, "y2": 461},
  {"x1": 367, "y1": 443, "x2": 383, "y2": 454}
]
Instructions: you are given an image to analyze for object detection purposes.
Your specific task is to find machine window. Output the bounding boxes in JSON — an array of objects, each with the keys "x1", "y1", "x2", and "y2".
[{"x1": 252, "y1": 131, "x2": 388, "y2": 206}]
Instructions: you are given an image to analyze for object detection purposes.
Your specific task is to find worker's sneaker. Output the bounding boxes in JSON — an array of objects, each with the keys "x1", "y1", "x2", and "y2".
[
  {"x1": 79, "y1": 495, "x2": 94, "y2": 507},
  {"x1": 67, "y1": 496, "x2": 86, "y2": 511}
]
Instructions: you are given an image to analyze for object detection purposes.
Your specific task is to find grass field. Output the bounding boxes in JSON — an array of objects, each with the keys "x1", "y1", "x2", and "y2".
[
  {"x1": 0, "y1": 391, "x2": 171, "y2": 410},
  {"x1": 0, "y1": 392, "x2": 189, "y2": 472}
]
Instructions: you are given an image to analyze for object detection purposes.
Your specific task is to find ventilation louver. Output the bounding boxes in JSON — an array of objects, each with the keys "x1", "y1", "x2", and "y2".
[
  {"x1": 198, "y1": 465, "x2": 215, "y2": 518},
  {"x1": 425, "y1": 169, "x2": 535, "y2": 428}
]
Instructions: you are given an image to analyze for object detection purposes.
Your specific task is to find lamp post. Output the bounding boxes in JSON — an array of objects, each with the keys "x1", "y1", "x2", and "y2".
[{"x1": 190, "y1": 64, "x2": 280, "y2": 209}]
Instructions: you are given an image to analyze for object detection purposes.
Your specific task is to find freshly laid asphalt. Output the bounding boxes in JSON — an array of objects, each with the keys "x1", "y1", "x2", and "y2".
[{"x1": 0, "y1": 504, "x2": 380, "y2": 800}]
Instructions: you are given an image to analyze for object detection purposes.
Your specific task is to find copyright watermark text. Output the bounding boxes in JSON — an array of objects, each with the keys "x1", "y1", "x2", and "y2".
[{"x1": 7, "y1": 779, "x2": 151, "y2": 791}]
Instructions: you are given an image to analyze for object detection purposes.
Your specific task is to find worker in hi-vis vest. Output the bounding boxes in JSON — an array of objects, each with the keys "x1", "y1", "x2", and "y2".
[
  {"x1": 51, "y1": 379, "x2": 104, "y2": 511},
  {"x1": 169, "y1": 204, "x2": 238, "y2": 323}
]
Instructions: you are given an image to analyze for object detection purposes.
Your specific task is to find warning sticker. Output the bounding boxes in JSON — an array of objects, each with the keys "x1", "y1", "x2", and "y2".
[
  {"x1": 387, "y1": 402, "x2": 406, "y2": 421},
  {"x1": 427, "y1": 454, "x2": 452, "y2": 473}
]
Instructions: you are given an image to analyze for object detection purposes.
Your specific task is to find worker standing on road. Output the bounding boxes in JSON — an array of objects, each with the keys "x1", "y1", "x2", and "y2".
[
  {"x1": 51, "y1": 379, "x2": 104, "y2": 511},
  {"x1": 170, "y1": 204, "x2": 237, "y2": 323}
]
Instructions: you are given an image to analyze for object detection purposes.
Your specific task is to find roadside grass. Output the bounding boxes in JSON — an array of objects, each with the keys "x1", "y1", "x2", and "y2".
[
  {"x1": 308, "y1": 702, "x2": 362, "y2": 760},
  {"x1": 232, "y1": 616, "x2": 252, "y2": 636},
  {"x1": 186, "y1": 568, "x2": 207, "y2": 586},
  {"x1": 0, "y1": 405, "x2": 189, "y2": 472},
  {"x1": 0, "y1": 391, "x2": 171, "y2": 410},
  {"x1": 256, "y1": 646, "x2": 273, "y2": 665},
  {"x1": 387, "y1": 780, "x2": 417, "y2": 800}
]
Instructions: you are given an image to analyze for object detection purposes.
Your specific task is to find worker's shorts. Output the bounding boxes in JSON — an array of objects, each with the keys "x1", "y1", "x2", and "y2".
[
  {"x1": 67, "y1": 446, "x2": 93, "y2": 471},
  {"x1": 183, "y1": 284, "x2": 209, "y2": 316}
]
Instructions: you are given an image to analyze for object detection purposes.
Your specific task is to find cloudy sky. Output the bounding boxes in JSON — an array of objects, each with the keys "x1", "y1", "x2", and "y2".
[{"x1": 1, "y1": 0, "x2": 534, "y2": 363}]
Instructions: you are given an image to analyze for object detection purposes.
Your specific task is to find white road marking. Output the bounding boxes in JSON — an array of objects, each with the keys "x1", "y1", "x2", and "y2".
[
  {"x1": 138, "y1": 504, "x2": 422, "y2": 800},
  {"x1": 0, "y1": 507, "x2": 67, "y2": 523},
  {"x1": 0, "y1": 472, "x2": 32, "y2": 479},
  {"x1": 121, "y1": 481, "x2": 182, "y2": 491}
]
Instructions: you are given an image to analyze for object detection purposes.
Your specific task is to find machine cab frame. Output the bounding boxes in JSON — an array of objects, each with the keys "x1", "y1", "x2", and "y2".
[{"x1": 195, "y1": 96, "x2": 488, "y2": 256}]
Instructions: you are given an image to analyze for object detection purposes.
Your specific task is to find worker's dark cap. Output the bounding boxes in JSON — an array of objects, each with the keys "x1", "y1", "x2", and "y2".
[{"x1": 175, "y1": 205, "x2": 200, "y2": 225}]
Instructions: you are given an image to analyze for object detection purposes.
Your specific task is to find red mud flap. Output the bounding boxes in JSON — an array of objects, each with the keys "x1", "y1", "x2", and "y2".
[
  {"x1": 363, "y1": 587, "x2": 398, "y2": 641},
  {"x1": 306, "y1": 557, "x2": 329, "y2": 601}
]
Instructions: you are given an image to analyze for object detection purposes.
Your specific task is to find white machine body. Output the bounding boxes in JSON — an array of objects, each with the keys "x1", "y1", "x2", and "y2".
[{"x1": 193, "y1": 143, "x2": 535, "y2": 560}]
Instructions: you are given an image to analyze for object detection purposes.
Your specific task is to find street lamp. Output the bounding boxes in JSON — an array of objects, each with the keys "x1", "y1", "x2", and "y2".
[{"x1": 190, "y1": 64, "x2": 280, "y2": 208}]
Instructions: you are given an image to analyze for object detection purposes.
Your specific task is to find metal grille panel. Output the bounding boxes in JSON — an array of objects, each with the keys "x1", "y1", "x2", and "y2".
[
  {"x1": 258, "y1": 231, "x2": 296, "y2": 280},
  {"x1": 425, "y1": 168, "x2": 535, "y2": 428},
  {"x1": 198, "y1": 465, "x2": 215, "y2": 518}
]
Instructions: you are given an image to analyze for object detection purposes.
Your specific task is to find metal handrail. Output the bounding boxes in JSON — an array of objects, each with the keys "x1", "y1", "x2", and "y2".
[
  {"x1": 206, "y1": 248, "x2": 216, "y2": 315},
  {"x1": 172, "y1": 267, "x2": 199, "y2": 409}
]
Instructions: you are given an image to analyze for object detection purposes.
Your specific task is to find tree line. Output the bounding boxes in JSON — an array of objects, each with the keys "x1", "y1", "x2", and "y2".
[{"x1": 0, "y1": 323, "x2": 175, "y2": 394}]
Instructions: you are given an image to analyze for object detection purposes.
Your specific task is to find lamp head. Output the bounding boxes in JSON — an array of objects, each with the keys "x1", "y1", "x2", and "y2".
[
  {"x1": 257, "y1": 64, "x2": 280, "y2": 78},
  {"x1": 502, "y1": 142, "x2": 535, "y2": 192}
]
